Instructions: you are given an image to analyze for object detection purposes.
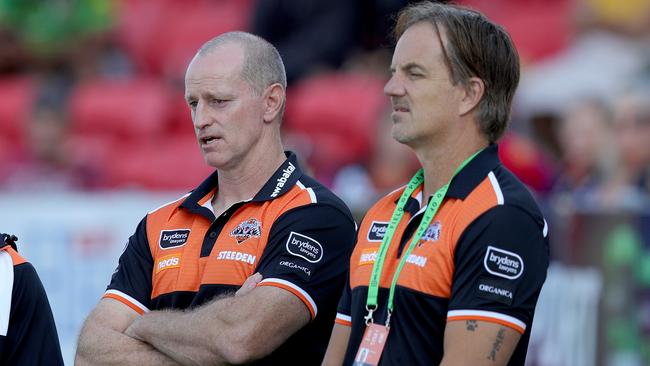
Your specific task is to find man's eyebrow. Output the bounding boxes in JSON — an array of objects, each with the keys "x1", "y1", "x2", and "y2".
[
  {"x1": 402, "y1": 62, "x2": 427, "y2": 73},
  {"x1": 390, "y1": 62, "x2": 428, "y2": 74}
]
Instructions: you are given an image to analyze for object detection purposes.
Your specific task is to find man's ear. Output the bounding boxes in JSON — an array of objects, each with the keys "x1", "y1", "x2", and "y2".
[
  {"x1": 262, "y1": 83, "x2": 285, "y2": 123},
  {"x1": 458, "y1": 77, "x2": 485, "y2": 117}
]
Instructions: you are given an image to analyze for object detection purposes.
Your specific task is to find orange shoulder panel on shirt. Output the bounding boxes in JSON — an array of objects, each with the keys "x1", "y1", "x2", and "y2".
[
  {"x1": 146, "y1": 196, "x2": 188, "y2": 255},
  {"x1": 448, "y1": 177, "x2": 499, "y2": 254},
  {"x1": 349, "y1": 189, "x2": 405, "y2": 290},
  {"x1": 1, "y1": 246, "x2": 27, "y2": 266}
]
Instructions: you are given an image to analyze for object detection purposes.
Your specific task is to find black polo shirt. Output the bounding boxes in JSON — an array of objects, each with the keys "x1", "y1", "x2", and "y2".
[
  {"x1": 0, "y1": 243, "x2": 64, "y2": 365},
  {"x1": 336, "y1": 145, "x2": 549, "y2": 365},
  {"x1": 106, "y1": 152, "x2": 356, "y2": 364}
]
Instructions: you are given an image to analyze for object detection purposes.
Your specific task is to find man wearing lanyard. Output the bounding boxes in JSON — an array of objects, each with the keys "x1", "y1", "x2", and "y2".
[{"x1": 323, "y1": 3, "x2": 549, "y2": 366}]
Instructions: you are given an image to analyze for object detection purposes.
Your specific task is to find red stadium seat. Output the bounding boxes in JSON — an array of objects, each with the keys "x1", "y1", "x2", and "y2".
[
  {"x1": 0, "y1": 135, "x2": 17, "y2": 177},
  {"x1": 116, "y1": 0, "x2": 253, "y2": 76},
  {"x1": 68, "y1": 77, "x2": 173, "y2": 140},
  {"x1": 498, "y1": 132, "x2": 556, "y2": 193},
  {"x1": 460, "y1": 0, "x2": 572, "y2": 63},
  {"x1": 106, "y1": 137, "x2": 213, "y2": 190},
  {"x1": 0, "y1": 76, "x2": 35, "y2": 145},
  {"x1": 284, "y1": 72, "x2": 388, "y2": 178}
]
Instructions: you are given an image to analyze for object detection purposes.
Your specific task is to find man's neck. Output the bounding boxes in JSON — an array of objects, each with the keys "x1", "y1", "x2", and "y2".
[
  {"x1": 212, "y1": 141, "x2": 286, "y2": 216},
  {"x1": 415, "y1": 128, "x2": 488, "y2": 203}
]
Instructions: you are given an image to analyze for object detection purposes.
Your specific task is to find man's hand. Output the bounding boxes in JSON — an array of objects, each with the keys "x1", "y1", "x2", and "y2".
[
  {"x1": 75, "y1": 298, "x2": 180, "y2": 366},
  {"x1": 235, "y1": 272, "x2": 263, "y2": 297},
  {"x1": 125, "y1": 284, "x2": 310, "y2": 365},
  {"x1": 124, "y1": 323, "x2": 143, "y2": 341}
]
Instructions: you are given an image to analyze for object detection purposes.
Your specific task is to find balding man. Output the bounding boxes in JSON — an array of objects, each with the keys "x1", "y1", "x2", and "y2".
[{"x1": 75, "y1": 32, "x2": 356, "y2": 365}]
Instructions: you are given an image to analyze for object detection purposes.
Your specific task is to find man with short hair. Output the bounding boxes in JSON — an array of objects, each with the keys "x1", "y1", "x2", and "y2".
[
  {"x1": 0, "y1": 233, "x2": 64, "y2": 365},
  {"x1": 323, "y1": 3, "x2": 549, "y2": 365},
  {"x1": 75, "y1": 31, "x2": 356, "y2": 365}
]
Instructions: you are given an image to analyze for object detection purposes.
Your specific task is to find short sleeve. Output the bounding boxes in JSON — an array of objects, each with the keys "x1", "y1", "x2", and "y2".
[
  {"x1": 255, "y1": 204, "x2": 356, "y2": 320},
  {"x1": 1, "y1": 262, "x2": 64, "y2": 365},
  {"x1": 447, "y1": 205, "x2": 549, "y2": 334},
  {"x1": 335, "y1": 275, "x2": 352, "y2": 326},
  {"x1": 104, "y1": 216, "x2": 153, "y2": 315}
]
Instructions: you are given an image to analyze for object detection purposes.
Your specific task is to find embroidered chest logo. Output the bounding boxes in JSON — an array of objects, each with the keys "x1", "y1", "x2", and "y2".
[
  {"x1": 418, "y1": 221, "x2": 441, "y2": 247},
  {"x1": 367, "y1": 221, "x2": 389, "y2": 242},
  {"x1": 230, "y1": 219, "x2": 262, "y2": 244},
  {"x1": 159, "y1": 229, "x2": 191, "y2": 249}
]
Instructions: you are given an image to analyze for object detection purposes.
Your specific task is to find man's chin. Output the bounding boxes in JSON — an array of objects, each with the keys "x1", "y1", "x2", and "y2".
[
  {"x1": 203, "y1": 155, "x2": 229, "y2": 169},
  {"x1": 391, "y1": 129, "x2": 413, "y2": 146}
]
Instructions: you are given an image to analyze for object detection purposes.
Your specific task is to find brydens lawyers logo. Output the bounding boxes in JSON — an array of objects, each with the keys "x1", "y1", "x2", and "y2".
[
  {"x1": 159, "y1": 229, "x2": 190, "y2": 249},
  {"x1": 230, "y1": 219, "x2": 262, "y2": 244},
  {"x1": 367, "y1": 221, "x2": 389, "y2": 242},
  {"x1": 270, "y1": 162, "x2": 295, "y2": 197},
  {"x1": 286, "y1": 231, "x2": 323, "y2": 263},
  {"x1": 484, "y1": 246, "x2": 524, "y2": 279}
]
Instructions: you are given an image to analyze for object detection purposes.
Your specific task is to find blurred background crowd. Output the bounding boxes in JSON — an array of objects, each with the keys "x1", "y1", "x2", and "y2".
[{"x1": 1, "y1": 0, "x2": 650, "y2": 365}]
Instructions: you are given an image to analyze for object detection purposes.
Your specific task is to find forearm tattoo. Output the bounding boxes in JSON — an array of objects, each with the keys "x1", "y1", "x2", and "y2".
[
  {"x1": 487, "y1": 327, "x2": 506, "y2": 361},
  {"x1": 466, "y1": 320, "x2": 478, "y2": 331}
]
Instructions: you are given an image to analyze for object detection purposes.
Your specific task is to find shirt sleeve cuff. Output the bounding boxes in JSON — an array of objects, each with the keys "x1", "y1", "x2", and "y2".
[
  {"x1": 335, "y1": 313, "x2": 352, "y2": 327},
  {"x1": 103, "y1": 289, "x2": 150, "y2": 315},
  {"x1": 257, "y1": 278, "x2": 318, "y2": 319},
  {"x1": 447, "y1": 309, "x2": 526, "y2": 334}
]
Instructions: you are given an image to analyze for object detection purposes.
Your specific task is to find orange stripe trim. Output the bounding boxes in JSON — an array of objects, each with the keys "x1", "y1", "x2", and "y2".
[
  {"x1": 335, "y1": 318, "x2": 352, "y2": 327},
  {"x1": 103, "y1": 293, "x2": 146, "y2": 315},
  {"x1": 2, "y1": 247, "x2": 27, "y2": 266},
  {"x1": 447, "y1": 315, "x2": 525, "y2": 334},
  {"x1": 258, "y1": 282, "x2": 316, "y2": 319}
]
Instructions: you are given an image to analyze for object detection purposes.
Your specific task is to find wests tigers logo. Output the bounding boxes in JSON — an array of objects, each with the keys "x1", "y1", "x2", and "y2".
[{"x1": 230, "y1": 219, "x2": 262, "y2": 244}]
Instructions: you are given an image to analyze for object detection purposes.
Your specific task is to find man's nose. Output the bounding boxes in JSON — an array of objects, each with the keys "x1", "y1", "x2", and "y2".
[
  {"x1": 384, "y1": 75, "x2": 405, "y2": 97},
  {"x1": 193, "y1": 101, "x2": 213, "y2": 129}
]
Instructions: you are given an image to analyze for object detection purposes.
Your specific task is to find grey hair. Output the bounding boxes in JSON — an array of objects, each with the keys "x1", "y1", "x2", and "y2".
[{"x1": 198, "y1": 31, "x2": 287, "y2": 95}]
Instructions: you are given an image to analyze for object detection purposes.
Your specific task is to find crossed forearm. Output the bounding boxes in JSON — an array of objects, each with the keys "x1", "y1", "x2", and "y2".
[
  {"x1": 126, "y1": 298, "x2": 245, "y2": 365},
  {"x1": 126, "y1": 309, "x2": 230, "y2": 365},
  {"x1": 126, "y1": 285, "x2": 305, "y2": 365},
  {"x1": 75, "y1": 318, "x2": 181, "y2": 366}
]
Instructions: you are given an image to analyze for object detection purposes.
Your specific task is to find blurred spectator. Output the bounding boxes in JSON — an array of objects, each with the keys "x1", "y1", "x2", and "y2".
[
  {"x1": 498, "y1": 132, "x2": 556, "y2": 195},
  {"x1": 332, "y1": 107, "x2": 419, "y2": 216},
  {"x1": 515, "y1": 0, "x2": 650, "y2": 118},
  {"x1": 0, "y1": 25, "x2": 29, "y2": 74},
  {"x1": 0, "y1": 0, "x2": 117, "y2": 78},
  {"x1": 251, "y1": 0, "x2": 358, "y2": 84},
  {"x1": 343, "y1": 0, "x2": 409, "y2": 76},
  {"x1": 1, "y1": 79, "x2": 97, "y2": 191},
  {"x1": 599, "y1": 89, "x2": 650, "y2": 210},
  {"x1": 576, "y1": 0, "x2": 650, "y2": 36},
  {"x1": 552, "y1": 98, "x2": 615, "y2": 208}
]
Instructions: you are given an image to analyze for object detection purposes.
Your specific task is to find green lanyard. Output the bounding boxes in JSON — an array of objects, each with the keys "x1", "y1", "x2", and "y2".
[{"x1": 364, "y1": 150, "x2": 482, "y2": 328}]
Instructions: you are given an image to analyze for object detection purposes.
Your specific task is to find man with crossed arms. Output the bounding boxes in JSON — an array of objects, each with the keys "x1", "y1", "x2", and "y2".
[{"x1": 76, "y1": 32, "x2": 356, "y2": 365}]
